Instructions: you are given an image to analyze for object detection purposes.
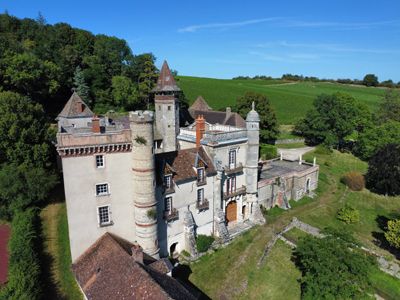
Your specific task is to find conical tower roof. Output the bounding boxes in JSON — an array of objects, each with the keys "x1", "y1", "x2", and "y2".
[
  {"x1": 57, "y1": 92, "x2": 94, "y2": 119},
  {"x1": 153, "y1": 60, "x2": 181, "y2": 93},
  {"x1": 189, "y1": 96, "x2": 212, "y2": 112}
]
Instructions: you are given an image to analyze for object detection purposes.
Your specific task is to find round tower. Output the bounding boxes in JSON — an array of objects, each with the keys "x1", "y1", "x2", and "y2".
[
  {"x1": 246, "y1": 102, "x2": 260, "y2": 201},
  {"x1": 130, "y1": 110, "x2": 159, "y2": 258}
]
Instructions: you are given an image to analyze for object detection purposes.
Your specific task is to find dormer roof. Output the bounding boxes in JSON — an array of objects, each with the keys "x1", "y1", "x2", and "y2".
[
  {"x1": 57, "y1": 92, "x2": 94, "y2": 119},
  {"x1": 153, "y1": 61, "x2": 181, "y2": 93}
]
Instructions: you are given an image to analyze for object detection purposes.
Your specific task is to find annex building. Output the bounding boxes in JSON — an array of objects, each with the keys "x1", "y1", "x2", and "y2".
[{"x1": 56, "y1": 61, "x2": 319, "y2": 299}]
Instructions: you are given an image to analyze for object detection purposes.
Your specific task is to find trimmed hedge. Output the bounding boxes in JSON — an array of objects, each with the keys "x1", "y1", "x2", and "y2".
[
  {"x1": 260, "y1": 144, "x2": 278, "y2": 160},
  {"x1": 0, "y1": 208, "x2": 43, "y2": 299},
  {"x1": 341, "y1": 172, "x2": 365, "y2": 191},
  {"x1": 196, "y1": 235, "x2": 215, "y2": 253}
]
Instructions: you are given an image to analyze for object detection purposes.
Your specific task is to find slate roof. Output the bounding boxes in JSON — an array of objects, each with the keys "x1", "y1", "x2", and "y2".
[
  {"x1": 189, "y1": 96, "x2": 212, "y2": 112},
  {"x1": 190, "y1": 110, "x2": 246, "y2": 128},
  {"x1": 72, "y1": 233, "x2": 195, "y2": 300},
  {"x1": 155, "y1": 147, "x2": 216, "y2": 184},
  {"x1": 153, "y1": 61, "x2": 181, "y2": 93},
  {"x1": 57, "y1": 92, "x2": 94, "y2": 119}
]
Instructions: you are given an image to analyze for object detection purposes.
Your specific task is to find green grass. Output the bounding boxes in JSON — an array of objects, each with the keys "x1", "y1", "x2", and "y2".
[
  {"x1": 282, "y1": 228, "x2": 310, "y2": 244},
  {"x1": 188, "y1": 149, "x2": 400, "y2": 299},
  {"x1": 177, "y1": 76, "x2": 385, "y2": 124},
  {"x1": 276, "y1": 142, "x2": 306, "y2": 149}
]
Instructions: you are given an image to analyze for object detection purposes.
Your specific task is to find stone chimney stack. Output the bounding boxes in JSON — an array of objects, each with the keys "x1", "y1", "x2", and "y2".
[
  {"x1": 226, "y1": 107, "x2": 232, "y2": 117},
  {"x1": 196, "y1": 115, "x2": 205, "y2": 148},
  {"x1": 131, "y1": 242, "x2": 144, "y2": 264},
  {"x1": 92, "y1": 116, "x2": 100, "y2": 133}
]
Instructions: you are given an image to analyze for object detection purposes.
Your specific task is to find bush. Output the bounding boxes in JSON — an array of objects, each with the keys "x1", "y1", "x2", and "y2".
[
  {"x1": 260, "y1": 144, "x2": 278, "y2": 160},
  {"x1": 341, "y1": 172, "x2": 365, "y2": 191},
  {"x1": 337, "y1": 205, "x2": 360, "y2": 224},
  {"x1": 196, "y1": 234, "x2": 215, "y2": 253},
  {"x1": 384, "y1": 219, "x2": 400, "y2": 249},
  {"x1": 0, "y1": 209, "x2": 43, "y2": 299}
]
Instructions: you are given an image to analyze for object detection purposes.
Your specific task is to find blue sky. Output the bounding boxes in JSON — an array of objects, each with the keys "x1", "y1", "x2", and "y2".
[{"x1": 2, "y1": 0, "x2": 400, "y2": 81}]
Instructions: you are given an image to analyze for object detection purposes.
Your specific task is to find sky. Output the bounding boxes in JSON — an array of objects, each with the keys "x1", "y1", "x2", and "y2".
[{"x1": 2, "y1": 0, "x2": 400, "y2": 81}]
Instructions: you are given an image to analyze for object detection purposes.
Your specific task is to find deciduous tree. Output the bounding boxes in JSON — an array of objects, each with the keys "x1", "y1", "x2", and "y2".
[{"x1": 363, "y1": 74, "x2": 379, "y2": 87}]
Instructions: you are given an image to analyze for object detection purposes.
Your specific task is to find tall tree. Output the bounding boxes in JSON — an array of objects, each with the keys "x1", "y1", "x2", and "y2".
[
  {"x1": 363, "y1": 74, "x2": 379, "y2": 87},
  {"x1": 138, "y1": 56, "x2": 158, "y2": 108},
  {"x1": 73, "y1": 66, "x2": 90, "y2": 105},
  {"x1": 236, "y1": 91, "x2": 279, "y2": 142},
  {"x1": 295, "y1": 93, "x2": 371, "y2": 148},
  {"x1": 376, "y1": 89, "x2": 400, "y2": 123},
  {"x1": 366, "y1": 143, "x2": 400, "y2": 196},
  {"x1": 111, "y1": 75, "x2": 139, "y2": 110}
]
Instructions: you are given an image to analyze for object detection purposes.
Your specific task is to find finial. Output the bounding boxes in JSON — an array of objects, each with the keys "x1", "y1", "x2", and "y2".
[
  {"x1": 252, "y1": 101, "x2": 255, "y2": 111},
  {"x1": 71, "y1": 87, "x2": 76, "y2": 93}
]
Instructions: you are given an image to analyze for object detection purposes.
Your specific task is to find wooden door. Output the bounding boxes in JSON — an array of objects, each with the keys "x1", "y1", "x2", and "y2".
[{"x1": 226, "y1": 201, "x2": 237, "y2": 223}]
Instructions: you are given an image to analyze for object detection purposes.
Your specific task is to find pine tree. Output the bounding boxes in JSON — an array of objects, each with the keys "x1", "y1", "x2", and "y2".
[
  {"x1": 138, "y1": 59, "x2": 158, "y2": 109},
  {"x1": 73, "y1": 66, "x2": 91, "y2": 105}
]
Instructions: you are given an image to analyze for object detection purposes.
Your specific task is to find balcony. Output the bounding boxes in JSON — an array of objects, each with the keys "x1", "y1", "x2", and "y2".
[
  {"x1": 164, "y1": 208, "x2": 179, "y2": 222},
  {"x1": 164, "y1": 186, "x2": 175, "y2": 195},
  {"x1": 224, "y1": 163, "x2": 243, "y2": 175},
  {"x1": 223, "y1": 186, "x2": 246, "y2": 200},
  {"x1": 196, "y1": 199, "x2": 209, "y2": 211},
  {"x1": 196, "y1": 178, "x2": 207, "y2": 186}
]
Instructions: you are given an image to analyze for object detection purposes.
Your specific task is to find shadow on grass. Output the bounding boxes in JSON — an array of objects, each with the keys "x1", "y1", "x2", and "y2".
[
  {"x1": 372, "y1": 215, "x2": 400, "y2": 260},
  {"x1": 172, "y1": 264, "x2": 211, "y2": 300}
]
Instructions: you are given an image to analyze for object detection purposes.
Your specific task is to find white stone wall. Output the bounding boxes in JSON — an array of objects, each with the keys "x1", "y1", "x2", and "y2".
[
  {"x1": 155, "y1": 99, "x2": 179, "y2": 152},
  {"x1": 157, "y1": 177, "x2": 215, "y2": 256},
  {"x1": 62, "y1": 152, "x2": 134, "y2": 261}
]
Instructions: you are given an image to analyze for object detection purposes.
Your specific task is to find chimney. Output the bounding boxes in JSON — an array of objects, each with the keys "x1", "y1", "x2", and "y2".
[
  {"x1": 131, "y1": 242, "x2": 143, "y2": 264},
  {"x1": 196, "y1": 115, "x2": 205, "y2": 148},
  {"x1": 92, "y1": 116, "x2": 100, "y2": 133},
  {"x1": 226, "y1": 107, "x2": 232, "y2": 116}
]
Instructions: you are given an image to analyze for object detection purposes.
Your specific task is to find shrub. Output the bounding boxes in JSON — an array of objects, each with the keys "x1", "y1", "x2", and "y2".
[
  {"x1": 146, "y1": 208, "x2": 157, "y2": 220},
  {"x1": 196, "y1": 234, "x2": 215, "y2": 253},
  {"x1": 260, "y1": 144, "x2": 278, "y2": 160},
  {"x1": 134, "y1": 135, "x2": 147, "y2": 145},
  {"x1": 0, "y1": 209, "x2": 43, "y2": 299},
  {"x1": 315, "y1": 145, "x2": 332, "y2": 155},
  {"x1": 180, "y1": 250, "x2": 190, "y2": 257},
  {"x1": 337, "y1": 205, "x2": 360, "y2": 224},
  {"x1": 384, "y1": 219, "x2": 400, "y2": 249},
  {"x1": 341, "y1": 172, "x2": 365, "y2": 191}
]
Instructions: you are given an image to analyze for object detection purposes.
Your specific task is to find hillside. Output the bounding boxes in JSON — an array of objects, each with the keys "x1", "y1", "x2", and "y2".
[{"x1": 177, "y1": 76, "x2": 386, "y2": 124}]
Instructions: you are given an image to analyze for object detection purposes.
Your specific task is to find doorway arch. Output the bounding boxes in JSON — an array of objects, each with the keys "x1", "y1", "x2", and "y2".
[{"x1": 306, "y1": 178, "x2": 311, "y2": 193}]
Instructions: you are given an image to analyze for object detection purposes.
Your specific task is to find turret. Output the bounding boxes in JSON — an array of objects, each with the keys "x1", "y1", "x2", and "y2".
[
  {"x1": 153, "y1": 61, "x2": 180, "y2": 152},
  {"x1": 130, "y1": 111, "x2": 159, "y2": 258},
  {"x1": 245, "y1": 102, "x2": 260, "y2": 200}
]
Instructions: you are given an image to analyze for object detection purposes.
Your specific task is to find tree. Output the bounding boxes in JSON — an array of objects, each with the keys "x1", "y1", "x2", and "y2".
[
  {"x1": 236, "y1": 91, "x2": 279, "y2": 142},
  {"x1": 294, "y1": 230, "x2": 373, "y2": 299},
  {"x1": 363, "y1": 74, "x2": 378, "y2": 87},
  {"x1": 138, "y1": 56, "x2": 158, "y2": 108},
  {"x1": 295, "y1": 93, "x2": 371, "y2": 148},
  {"x1": 355, "y1": 121, "x2": 400, "y2": 160},
  {"x1": 111, "y1": 75, "x2": 139, "y2": 110},
  {"x1": 73, "y1": 66, "x2": 90, "y2": 105},
  {"x1": 385, "y1": 219, "x2": 400, "y2": 249},
  {"x1": 366, "y1": 143, "x2": 400, "y2": 196},
  {"x1": 376, "y1": 90, "x2": 400, "y2": 123},
  {"x1": 0, "y1": 91, "x2": 53, "y2": 167}
]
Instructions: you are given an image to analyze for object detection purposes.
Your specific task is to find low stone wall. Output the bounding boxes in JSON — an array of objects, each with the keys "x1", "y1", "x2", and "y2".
[{"x1": 275, "y1": 138, "x2": 305, "y2": 145}]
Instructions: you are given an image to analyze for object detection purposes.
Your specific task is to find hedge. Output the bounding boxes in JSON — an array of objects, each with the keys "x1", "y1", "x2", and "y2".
[
  {"x1": 196, "y1": 235, "x2": 215, "y2": 253},
  {"x1": 0, "y1": 208, "x2": 43, "y2": 299},
  {"x1": 260, "y1": 144, "x2": 278, "y2": 160}
]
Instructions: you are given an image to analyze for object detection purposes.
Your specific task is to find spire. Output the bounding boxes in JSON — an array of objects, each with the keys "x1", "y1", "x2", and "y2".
[{"x1": 153, "y1": 60, "x2": 181, "y2": 93}]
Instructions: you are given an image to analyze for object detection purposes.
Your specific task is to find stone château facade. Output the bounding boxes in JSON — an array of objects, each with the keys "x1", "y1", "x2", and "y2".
[{"x1": 56, "y1": 61, "x2": 319, "y2": 265}]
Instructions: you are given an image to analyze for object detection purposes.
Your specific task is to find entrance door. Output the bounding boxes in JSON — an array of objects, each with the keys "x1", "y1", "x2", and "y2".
[{"x1": 226, "y1": 201, "x2": 237, "y2": 223}]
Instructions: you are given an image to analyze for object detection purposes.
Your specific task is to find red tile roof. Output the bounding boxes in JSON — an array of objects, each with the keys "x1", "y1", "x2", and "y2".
[{"x1": 72, "y1": 233, "x2": 195, "y2": 300}]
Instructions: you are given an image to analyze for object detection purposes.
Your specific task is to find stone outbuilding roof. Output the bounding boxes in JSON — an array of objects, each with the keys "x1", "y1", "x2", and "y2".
[
  {"x1": 57, "y1": 92, "x2": 94, "y2": 119},
  {"x1": 153, "y1": 60, "x2": 181, "y2": 93},
  {"x1": 155, "y1": 147, "x2": 216, "y2": 184},
  {"x1": 72, "y1": 233, "x2": 195, "y2": 300},
  {"x1": 188, "y1": 96, "x2": 246, "y2": 128}
]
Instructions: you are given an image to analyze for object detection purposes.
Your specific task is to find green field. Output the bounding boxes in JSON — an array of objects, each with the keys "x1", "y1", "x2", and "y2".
[
  {"x1": 187, "y1": 149, "x2": 400, "y2": 299},
  {"x1": 177, "y1": 76, "x2": 386, "y2": 124}
]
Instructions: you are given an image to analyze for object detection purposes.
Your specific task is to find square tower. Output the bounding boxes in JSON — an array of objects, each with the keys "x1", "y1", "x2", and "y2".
[{"x1": 153, "y1": 61, "x2": 180, "y2": 152}]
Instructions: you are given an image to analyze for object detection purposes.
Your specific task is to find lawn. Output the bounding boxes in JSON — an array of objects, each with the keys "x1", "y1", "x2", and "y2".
[
  {"x1": 41, "y1": 202, "x2": 82, "y2": 300},
  {"x1": 177, "y1": 76, "x2": 385, "y2": 124},
  {"x1": 187, "y1": 149, "x2": 400, "y2": 299}
]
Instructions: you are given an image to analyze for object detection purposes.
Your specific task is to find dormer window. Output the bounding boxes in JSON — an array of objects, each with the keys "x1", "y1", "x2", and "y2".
[
  {"x1": 164, "y1": 174, "x2": 172, "y2": 190},
  {"x1": 229, "y1": 149, "x2": 236, "y2": 169},
  {"x1": 197, "y1": 167, "x2": 205, "y2": 184}
]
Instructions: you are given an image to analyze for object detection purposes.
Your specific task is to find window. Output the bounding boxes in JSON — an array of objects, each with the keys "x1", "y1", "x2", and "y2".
[
  {"x1": 168, "y1": 105, "x2": 171, "y2": 111},
  {"x1": 197, "y1": 167, "x2": 205, "y2": 183},
  {"x1": 197, "y1": 188, "x2": 204, "y2": 203},
  {"x1": 165, "y1": 197, "x2": 172, "y2": 213},
  {"x1": 96, "y1": 183, "x2": 109, "y2": 196},
  {"x1": 96, "y1": 155, "x2": 104, "y2": 168},
  {"x1": 227, "y1": 176, "x2": 236, "y2": 194},
  {"x1": 164, "y1": 175, "x2": 172, "y2": 189},
  {"x1": 98, "y1": 205, "x2": 111, "y2": 226},
  {"x1": 229, "y1": 149, "x2": 236, "y2": 169},
  {"x1": 158, "y1": 105, "x2": 161, "y2": 110}
]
